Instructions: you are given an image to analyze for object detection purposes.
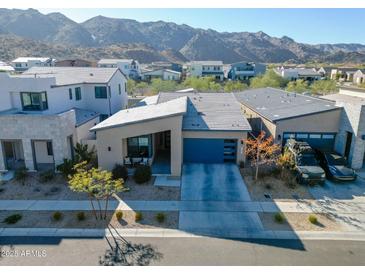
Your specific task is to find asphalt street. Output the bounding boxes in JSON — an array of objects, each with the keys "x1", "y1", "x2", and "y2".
[{"x1": 1, "y1": 236, "x2": 365, "y2": 266}]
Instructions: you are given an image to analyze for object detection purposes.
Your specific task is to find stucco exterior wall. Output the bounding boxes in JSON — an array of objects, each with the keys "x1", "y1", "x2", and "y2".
[
  {"x1": 95, "y1": 115, "x2": 183, "y2": 176},
  {"x1": 241, "y1": 105, "x2": 277, "y2": 137},
  {"x1": 74, "y1": 117, "x2": 100, "y2": 143}
]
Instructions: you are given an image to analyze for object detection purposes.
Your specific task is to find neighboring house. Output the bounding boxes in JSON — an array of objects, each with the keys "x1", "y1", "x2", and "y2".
[
  {"x1": 141, "y1": 69, "x2": 181, "y2": 81},
  {"x1": 55, "y1": 59, "x2": 94, "y2": 67},
  {"x1": 97, "y1": 59, "x2": 141, "y2": 80},
  {"x1": 145, "y1": 61, "x2": 183, "y2": 72},
  {"x1": 0, "y1": 67, "x2": 128, "y2": 173},
  {"x1": 330, "y1": 68, "x2": 357, "y2": 82},
  {"x1": 234, "y1": 87, "x2": 342, "y2": 150},
  {"x1": 186, "y1": 61, "x2": 224, "y2": 81},
  {"x1": 317, "y1": 66, "x2": 336, "y2": 78},
  {"x1": 274, "y1": 67, "x2": 321, "y2": 82},
  {"x1": 227, "y1": 62, "x2": 266, "y2": 81},
  {"x1": 11, "y1": 57, "x2": 56, "y2": 72},
  {"x1": 91, "y1": 92, "x2": 251, "y2": 176},
  {"x1": 353, "y1": 69, "x2": 365, "y2": 85},
  {"x1": 0, "y1": 61, "x2": 15, "y2": 72},
  {"x1": 322, "y1": 86, "x2": 365, "y2": 169}
]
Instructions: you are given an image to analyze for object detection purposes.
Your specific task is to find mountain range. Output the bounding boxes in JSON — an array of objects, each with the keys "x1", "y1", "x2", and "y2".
[{"x1": 0, "y1": 8, "x2": 365, "y2": 64}]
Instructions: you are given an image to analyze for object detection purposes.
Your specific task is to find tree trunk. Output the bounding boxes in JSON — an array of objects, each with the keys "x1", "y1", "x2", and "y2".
[
  {"x1": 88, "y1": 194, "x2": 98, "y2": 220},
  {"x1": 255, "y1": 163, "x2": 259, "y2": 181}
]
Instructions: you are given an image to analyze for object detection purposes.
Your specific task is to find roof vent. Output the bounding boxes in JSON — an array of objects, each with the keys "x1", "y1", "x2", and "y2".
[{"x1": 89, "y1": 73, "x2": 94, "y2": 76}]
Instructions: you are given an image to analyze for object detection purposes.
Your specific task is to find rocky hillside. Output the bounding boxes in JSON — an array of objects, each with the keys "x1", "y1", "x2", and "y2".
[{"x1": 0, "y1": 8, "x2": 364, "y2": 64}]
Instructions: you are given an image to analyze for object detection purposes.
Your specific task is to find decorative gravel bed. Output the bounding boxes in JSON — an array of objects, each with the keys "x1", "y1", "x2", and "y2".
[{"x1": 0, "y1": 210, "x2": 178, "y2": 229}]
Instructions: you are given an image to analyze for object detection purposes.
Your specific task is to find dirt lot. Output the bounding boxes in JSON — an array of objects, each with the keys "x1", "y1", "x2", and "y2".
[
  {"x1": 259, "y1": 212, "x2": 344, "y2": 231},
  {"x1": 241, "y1": 168, "x2": 314, "y2": 201},
  {"x1": 0, "y1": 173, "x2": 180, "y2": 201},
  {"x1": 0, "y1": 210, "x2": 178, "y2": 229}
]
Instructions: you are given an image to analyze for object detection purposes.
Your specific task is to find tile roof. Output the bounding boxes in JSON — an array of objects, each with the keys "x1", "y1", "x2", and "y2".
[
  {"x1": 158, "y1": 92, "x2": 251, "y2": 131},
  {"x1": 22, "y1": 67, "x2": 122, "y2": 86},
  {"x1": 234, "y1": 87, "x2": 340, "y2": 122}
]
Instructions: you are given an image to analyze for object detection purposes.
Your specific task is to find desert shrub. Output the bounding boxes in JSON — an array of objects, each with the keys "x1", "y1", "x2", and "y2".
[
  {"x1": 39, "y1": 170, "x2": 55, "y2": 183},
  {"x1": 115, "y1": 210, "x2": 123, "y2": 221},
  {"x1": 308, "y1": 214, "x2": 318, "y2": 224},
  {"x1": 4, "y1": 214, "x2": 22, "y2": 224},
  {"x1": 135, "y1": 212, "x2": 143, "y2": 222},
  {"x1": 112, "y1": 164, "x2": 128, "y2": 181},
  {"x1": 76, "y1": 212, "x2": 86, "y2": 221},
  {"x1": 274, "y1": 212, "x2": 285, "y2": 223},
  {"x1": 56, "y1": 158, "x2": 75, "y2": 178},
  {"x1": 264, "y1": 183, "x2": 272, "y2": 190},
  {"x1": 133, "y1": 165, "x2": 151, "y2": 184},
  {"x1": 14, "y1": 168, "x2": 28, "y2": 184},
  {"x1": 52, "y1": 211, "x2": 62, "y2": 221},
  {"x1": 155, "y1": 213, "x2": 165, "y2": 223}
]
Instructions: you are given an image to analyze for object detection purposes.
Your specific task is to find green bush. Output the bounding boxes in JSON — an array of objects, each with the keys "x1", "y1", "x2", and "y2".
[
  {"x1": 76, "y1": 212, "x2": 86, "y2": 221},
  {"x1": 135, "y1": 212, "x2": 143, "y2": 222},
  {"x1": 115, "y1": 210, "x2": 123, "y2": 221},
  {"x1": 39, "y1": 170, "x2": 55, "y2": 183},
  {"x1": 52, "y1": 211, "x2": 62, "y2": 221},
  {"x1": 308, "y1": 214, "x2": 318, "y2": 224},
  {"x1": 274, "y1": 212, "x2": 285, "y2": 223},
  {"x1": 155, "y1": 213, "x2": 165, "y2": 223},
  {"x1": 133, "y1": 165, "x2": 151, "y2": 184},
  {"x1": 4, "y1": 214, "x2": 22, "y2": 224},
  {"x1": 56, "y1": 158, "x2": 75, "y2": 178},
  {"x1": 112, "y1": 164, "x2": 128, "y2": 181},
  {"x1": 14, "y1": 168, "x2": 28, "y2": 183}
]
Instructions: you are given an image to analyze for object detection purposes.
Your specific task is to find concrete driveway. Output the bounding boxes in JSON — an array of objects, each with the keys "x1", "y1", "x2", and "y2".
[
  {"x1": 179, "y1": 164, "x2": 262, "y2": 235},
  {"x1": 181, "y1": 163, "x2": 251, "y2": 201}
]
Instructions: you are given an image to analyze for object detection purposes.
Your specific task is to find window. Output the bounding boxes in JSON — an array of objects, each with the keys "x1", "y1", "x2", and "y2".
[
  {"x1": 108, "y1": 86, "x2": 111, "y2": 98},
  {"x1": 15, "y1": 63, "x2": 22, "y2": 67},
  {"x1": 309, "y1": 134, "x2": 321, "y2": 139},
  {"x1": 322, "y1": 134, "x2": 335, "y2": 139},
  {"x1": 118, "y1": 84, "x2": 121, "y2": 95},
  {"x1": 21, "y1": 92, "x2": 48, "y2": 111},
  {"x1": 68, "y1": 88, "x2": 72, "y2": 100},
  {"x1": 75, "y1": 87, "x2": 81, "y2": 100},
  {"x1": 95, "y1": 86, "x2": 107, "y2": 99},
  {"x1": 127, "y1": 135, "x2": 152, "y2": 157},
  {"x1": 46, "y1": 141, "x2": 53, "y2": 156},
  {"x1": 296, "y1": 133, "x2": 308, "y2": 139}
]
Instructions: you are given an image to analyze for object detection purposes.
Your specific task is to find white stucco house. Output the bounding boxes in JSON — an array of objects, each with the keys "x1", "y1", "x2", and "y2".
[
  {"x1": 186, "y1": 61, "x2": 224, "y2": 81},
  {"x1": 11, "y1": 57, "x2": 56, "y2": 72},
  {"x1": 274, "y1": 67, "x2": 321, "y2": 82},
  {"x1": 97, "y1": 59, "x2": 141, "y2": 80},
  {"x1": 141, "y1": 69, "x2": 181, "y2": 81},
  {"x1": 0, "y1": 67, "x2": 128, "y2": 173},
  {"x1": 0, "y1": 61, "x2": 15, "y2": 72}
]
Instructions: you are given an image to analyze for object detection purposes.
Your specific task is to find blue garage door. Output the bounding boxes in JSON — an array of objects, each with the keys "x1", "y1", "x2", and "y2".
[
  {"x1": 283, "y1": 132, "x2": 336, "y2": 151},
  {"x1": 183, "y1": 138, "x2": 237, "y2": 163}
]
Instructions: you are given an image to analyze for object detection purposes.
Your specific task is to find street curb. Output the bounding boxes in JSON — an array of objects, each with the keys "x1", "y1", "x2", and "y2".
[{"x1": 1, "y1": 228, "x2": 365, "y2": 241}]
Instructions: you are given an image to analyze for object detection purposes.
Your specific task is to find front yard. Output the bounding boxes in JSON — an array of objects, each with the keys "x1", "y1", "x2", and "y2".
[
  {"x1": 240, "y1": 167, "x2": 314, "y2": 201},
  {"x1": 0, "y1": 172, "x2": 180, "y2": 201}
]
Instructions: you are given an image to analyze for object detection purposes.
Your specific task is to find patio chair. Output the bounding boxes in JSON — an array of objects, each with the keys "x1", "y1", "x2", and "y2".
[
  {"x1": 141, "y1": 158, "x2": 149, "y2": 166},
  {"x1": 124, "y1": 157, "x2": 132, "y2": 166}
]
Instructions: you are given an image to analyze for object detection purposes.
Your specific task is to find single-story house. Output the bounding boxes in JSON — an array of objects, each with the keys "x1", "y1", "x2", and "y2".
[
  {"x1": 91, "y1": 92, "x2": 251, "y2": 177},
  {"x1": 234, "y1": 87, "x2": 342, "y2": 150},
  {"x1": 353, "y1": 69, "x2": 365, "y2": 85},
  {"x1": 141, "y1": 69, "x2": 181, "y2": 81}
]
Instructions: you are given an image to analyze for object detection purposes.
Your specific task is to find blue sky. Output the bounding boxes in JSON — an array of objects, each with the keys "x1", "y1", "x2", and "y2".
[{"x1": 39, "y1": 8, "x2": 365, "y2": 44}]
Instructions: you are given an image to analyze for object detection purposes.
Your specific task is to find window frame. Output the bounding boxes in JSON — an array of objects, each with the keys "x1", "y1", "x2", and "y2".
[
  {"x1": 75, "y1": 87, "x2": 82, "y2": 101},
  {"x1": 20, "y1": 91, "x2": 48, "y2": 111},
  {"x1": 94, "y1": 86, "x2": 108, "y2": 99}
]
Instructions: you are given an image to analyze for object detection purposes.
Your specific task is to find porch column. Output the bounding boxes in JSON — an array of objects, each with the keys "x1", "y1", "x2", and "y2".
[
  {"x1": 22, "y1": 139, "x2": 36, "y2": 171},
  {"x1": 170, "y1": 129, "x2": 182, "y2": 177},
  {"x1": 0, "y1": 142, "x2": 6, "y2": 172}
]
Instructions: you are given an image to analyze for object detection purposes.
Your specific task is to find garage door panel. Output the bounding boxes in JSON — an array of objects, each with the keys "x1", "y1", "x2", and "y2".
[
  {"x1": 283, "y1": 132, "x2": 336, "y2": 150},
  {"x1": 183, "y1": 138, "x2": 224, "y2": 163}
]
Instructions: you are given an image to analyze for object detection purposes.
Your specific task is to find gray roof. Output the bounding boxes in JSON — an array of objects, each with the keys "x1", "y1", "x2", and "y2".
[
  {"x1": 322, "y1": 93, "x2": 365, "y2": 106},
  {"x1": 190, "y1": 61, "x2": 223, "y2": 66},
  {"x1": 73, "y1": 108, "x2": 100, "y2": 126},
  {"x1": 22, "y1": 67, "x2": 122, "y2": 86},
  {"x1": 91, "y1": 97, "x2": 187, "y2": 131},
  {"x1": 296, "y1": 68, "x2": 321, "y2": 76},
  {"x1": 234, "y1": 87, "x2": 340, "y2": 122},
  {"x1": 158, "y1": 92, "x2": 251, "y2": 131}
]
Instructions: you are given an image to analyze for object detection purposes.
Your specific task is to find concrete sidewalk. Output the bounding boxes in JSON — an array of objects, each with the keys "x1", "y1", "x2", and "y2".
[
  {"x1": 1, "y1": 199, "x2": 365, "y2": 214},
  {"x1": 1, "y1": 227, "x2": 365, "y2": 241}
]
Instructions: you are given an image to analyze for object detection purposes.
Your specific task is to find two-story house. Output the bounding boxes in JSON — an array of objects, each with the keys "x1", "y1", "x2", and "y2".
[
  {"x1": 186, "y1": 61, "x2": 224, "y2": 81},
  {"x1": 11, "y1": 57, "x2": 56, "y2": 72},
  {"x1": 97, "y1": 59, "x2": 141, "y2": 80},
  {"x1": 274, "y1": 67, "x2": 321, "y2": 82},
  {"x1": 227, "y1": 62, "x2": 266, "y2": 81},
  {"x1": 0, "y1": 67, "x2": 128, "y2": 173}
]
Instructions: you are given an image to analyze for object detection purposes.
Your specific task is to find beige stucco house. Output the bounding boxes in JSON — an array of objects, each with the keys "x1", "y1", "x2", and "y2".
[{"x1": 91, "y1": 92, "x2": 251, "y2": 177}]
